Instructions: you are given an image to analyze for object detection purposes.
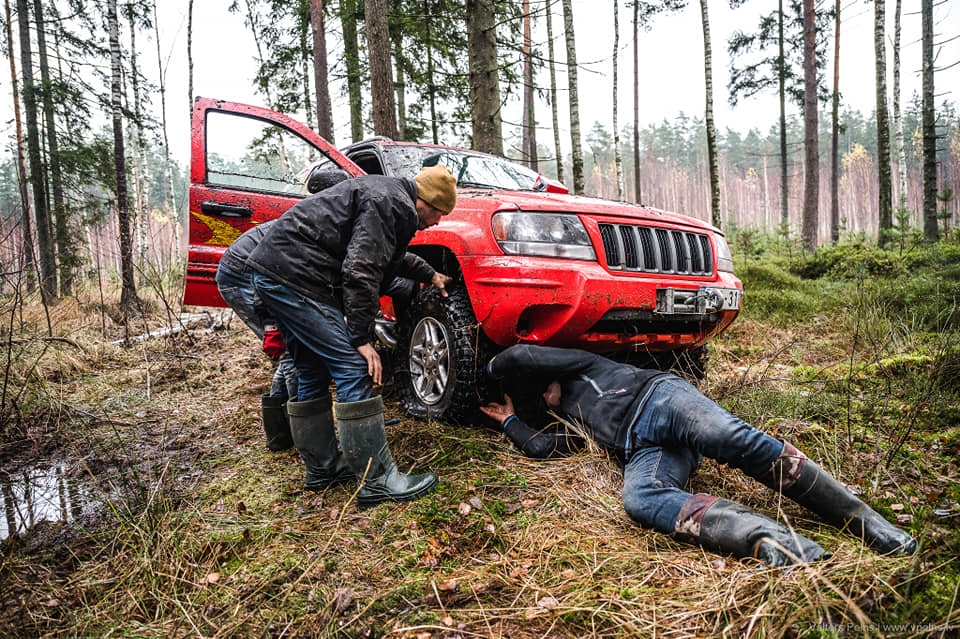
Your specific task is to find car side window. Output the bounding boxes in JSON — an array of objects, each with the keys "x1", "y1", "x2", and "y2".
[{"x1": 205, "y1": 111, "x2": 322, "y2": 195}]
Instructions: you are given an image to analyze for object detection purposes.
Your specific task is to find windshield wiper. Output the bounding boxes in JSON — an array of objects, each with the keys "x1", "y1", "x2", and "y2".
[{"x1": 457, "y1": 180, "x2": 503, "y2": 190}]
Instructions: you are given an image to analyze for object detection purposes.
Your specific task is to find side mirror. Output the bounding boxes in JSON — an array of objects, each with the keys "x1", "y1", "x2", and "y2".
[{"x1": 307, "y1": 167, "x2": 350, "y2": 194}]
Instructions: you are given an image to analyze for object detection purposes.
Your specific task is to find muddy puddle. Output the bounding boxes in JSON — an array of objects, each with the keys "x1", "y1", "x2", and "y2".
[{"x1": 1, "y1": 465, "x2": 96, "y2": 540}]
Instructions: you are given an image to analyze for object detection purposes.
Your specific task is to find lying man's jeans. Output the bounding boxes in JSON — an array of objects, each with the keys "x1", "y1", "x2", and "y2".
[
  {"x1": 621, "y1": 376, "x2": 784, "y2": 533},
  {"x1": 251, "y1": 272, "x2": 372, "y2": 403},
  {"x1": 216, "y1": 265, "x2": 297, "y2": 399}
]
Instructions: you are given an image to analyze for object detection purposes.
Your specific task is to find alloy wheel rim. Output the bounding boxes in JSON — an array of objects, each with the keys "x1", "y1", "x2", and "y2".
[{"x1": 408, "y1": 317, "x2": 453, "y2": 405}]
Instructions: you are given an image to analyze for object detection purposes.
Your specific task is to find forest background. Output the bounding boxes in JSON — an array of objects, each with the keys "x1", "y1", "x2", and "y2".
[{"x1": 0, "y1": 0, "x2": 959, "y2": 308}]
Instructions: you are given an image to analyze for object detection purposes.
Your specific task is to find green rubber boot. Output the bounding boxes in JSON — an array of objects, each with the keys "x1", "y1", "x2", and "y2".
[
  {"x1": 336, "y1": 396, "x2": 438, "y2": 509},
  {"x1": 286, "y1": 396, "x2": 354, "y2": 491},
  {"x1": 674, "y1": 495, "x2": 830, "y2": 567},
  {"x1": 261, "y1": 395, "x2": 294, "y2": 451}
]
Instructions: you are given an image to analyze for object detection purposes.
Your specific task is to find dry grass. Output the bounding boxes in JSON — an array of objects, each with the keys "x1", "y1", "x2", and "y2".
[{"x1": 0, "y1": 284, "x2": 956, "y2": 638}]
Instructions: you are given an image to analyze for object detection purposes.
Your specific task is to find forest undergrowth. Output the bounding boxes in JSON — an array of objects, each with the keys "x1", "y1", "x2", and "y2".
[{"x1": 1, "y1": 241, "x2": 959, "y2": 638}]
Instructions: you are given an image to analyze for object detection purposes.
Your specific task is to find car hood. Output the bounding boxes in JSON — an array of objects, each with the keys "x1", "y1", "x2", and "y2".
[{"x1": 456, "y1": 188, "x2": 721, "y2": 234}]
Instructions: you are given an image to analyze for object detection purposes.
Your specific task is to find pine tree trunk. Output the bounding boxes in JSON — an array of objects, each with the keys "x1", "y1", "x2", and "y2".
[
  {"x1": 309, "y1": 0, "x2": 335, "y2": 141},
  {"x1": 340, "y1": 0, "x2": 363, "y2": 142},
  {"x1": 187, "y1": 0, "x2": 193, "y2": 115},
  {"x1": 921, "y1": 0, "x2": 938, "y2": 241},
  {"x1": 33, "y1": 0, "x2": 71, "y2": 295},
  {"x1": 561, "y1": 0, "x2": 583, "y2": 193},
  {"x1": 632, "y1": 0, "x2": 640, "y2": 203},
  {"x1": 424, "y1": 0, "x2": 439, "y2": 144},
  {"x1": 365, "y1": 0, "x2": 397, "y2": 138},
  {"x1": 466, "y1": 0, "x2": 503, "y2": 154},
  {"x1": 546, "y1": 0, "x2": 563, "y2": 183},
  {"x1": 875, "y1": 0, "x2": 893, "y2": 246},
  {"x1": 777, "y1": 0, "x2": 788, "y2": 228},
  {"x1": 830, "y1": 0, "x2": 840, "y2": 244},
  {"x1": 893, "y1": 0, "x2": 907, "y2": 211},
  {"x1": 4, "y1": 0, "x2": 36, "y2": 292},
  {"x1": 127, "y1": 9, "x2": 150, "y2": 276},
  {"x1": 392, "y1": 32, "x2": 407, "y2": 140},
  {"x1": 17, "y1": 0, "x2": 56, "y2": 302},
  {"x1": 700, "y1": 0, "x2": 719, "y2": 227},
  {"x1": 300, "y1": 4, "x2": 315, "y2": 133},
  {"x1": 801, "y1": 0, "x2": 818, "y2": 250},
  {"x1": 522, "y1": 0, "x2": 537, "y2": 170},
  {"x1": 612, "y1": 0, "x2": 622, "y2": 201},
  {"x1": 108, "y1": 0, "x2": 138, "y2": 313},
  {"x1": 152, "y1": 0, "x2": 180, "y2": 267}
]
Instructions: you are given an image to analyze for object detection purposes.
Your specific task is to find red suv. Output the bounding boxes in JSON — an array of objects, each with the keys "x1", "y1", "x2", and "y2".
[{"x1": 185, "y1": 98, "x2": 742, "y2": 421}]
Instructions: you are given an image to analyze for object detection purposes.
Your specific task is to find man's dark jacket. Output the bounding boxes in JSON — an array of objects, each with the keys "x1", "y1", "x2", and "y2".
[
  {"x1": 488, "y1": 345, "x2": 670, "y2": 459},
  {"x1": 246, "y1": 175, "x2": 434, "y2": 346}
]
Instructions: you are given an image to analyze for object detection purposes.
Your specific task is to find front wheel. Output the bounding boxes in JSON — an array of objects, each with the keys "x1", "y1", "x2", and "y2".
[{"x1": 393, "y1": 286, "x2": 491, "y2": 423}]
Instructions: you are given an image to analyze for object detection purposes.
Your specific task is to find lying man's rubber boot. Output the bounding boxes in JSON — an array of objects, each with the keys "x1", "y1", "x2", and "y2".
[
  {"x1": 287, "y1": 396, "x2": 354, "y2": 491},
  {"x1": 261, "y1": 395, "x2": 294, "y2": 451},
  {"x1": 763, "y1": 442, "x2": 917, "y2": 555},
  {"x1": 336, "y1": 395, "x2": 438, "y2": 509},
  {"x1": 674, "y1": 495, "x2": 830, "y2": 567}
]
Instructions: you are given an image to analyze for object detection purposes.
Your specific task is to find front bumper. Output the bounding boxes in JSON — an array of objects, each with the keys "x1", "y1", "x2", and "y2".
[{"x1": 460, "y1": 255, "x2": 741, "y2": 352}]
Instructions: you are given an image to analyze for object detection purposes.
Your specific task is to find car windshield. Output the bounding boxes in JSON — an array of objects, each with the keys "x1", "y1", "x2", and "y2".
[{"x1": 381, "y1": 146, "x2": 541, "y2": 191}]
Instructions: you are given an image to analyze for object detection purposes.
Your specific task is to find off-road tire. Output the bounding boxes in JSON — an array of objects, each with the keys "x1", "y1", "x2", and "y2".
[{"x1": 393, "y1": 286, "x2": 493, "y2": 423}]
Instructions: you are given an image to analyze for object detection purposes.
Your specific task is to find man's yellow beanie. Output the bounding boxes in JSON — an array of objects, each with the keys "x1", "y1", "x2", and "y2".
[{"x1": 414, "y1": 165, "x2": 457, "y2": 213}]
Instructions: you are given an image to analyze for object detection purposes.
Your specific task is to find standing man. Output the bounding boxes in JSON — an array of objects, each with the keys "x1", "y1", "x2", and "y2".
[
  {"x1": 249, "y1": 166, "x2": 457, "y2": 508},
  {"x1": 480, "y1": 344, "x2": 917, "y2": 567}
]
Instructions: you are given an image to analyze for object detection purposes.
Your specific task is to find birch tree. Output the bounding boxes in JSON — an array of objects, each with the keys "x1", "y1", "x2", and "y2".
[
  {"x1": 546, "y1": 0, "x2": 563, "y2": 182},
  {"x1": 612, "y1": 0, "x2": 623, "y2": 200},
  {"x1": 561, "y1": 0, "x2": 583, "y2": 193},
  {"x1": 875, "y1": 0, "x2": 893, "y2": 246}
]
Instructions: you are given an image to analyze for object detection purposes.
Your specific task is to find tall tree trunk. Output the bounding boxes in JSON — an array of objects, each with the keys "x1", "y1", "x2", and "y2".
[
  {"x1": 152, "y1": 0, "x2": 180, "y2": 265},
  {"x1": 546, "y1": 0, "x2": 563, "y2": 182},
  {"x1": 17, "y1": 0, "x2": 55, "y2": 302},
  {"x1": 365, "y1": 0, "x2": 397, "y2": 138},
  {"x1": 522, "y1": 0, "x2": 537, "y2": 169},
  {"x1": 424, "y1": 0, "x2": 439, "y2": 144},
  {"x1": 777, "y1": 0, "x2": 788, "y2": 228},
  {"x1": 188, "y1": 0, "x2": 194, "y2": 114},
  {"x1": 921, "y1": 0, "x2": 938, "y2": 242},
  {"x1": 874, "y1": 0, "x2": 892, "y2": 246},
  {"x1": 560, "y1": 0, "x2": 583, "y2": 193},
  {"x1": 893, "y1": 0, "x2": 906, "y2": 212},
  {"x1": 34, "y1": 0, "x2": 71, "y2": 295},
  {"x1": 4, "y1": 0, "x2": 35, "y2": 292},
  {"x1": 340, "y1": 0, "x2": 363, "y2": 142},
  {"x1": 466, "y1": 0, "x2": 503, "y2": 154},
  {"x1": 801, "y1": 0, "x2": 818, "y2": 250},
  {"x1": 830, "y1": 0, "x2": 840, "y2": 244},
  {"x1": 612, "y1": 0, "x2": 622, "y2": 200},
  {"x1": 632, "y1": 0, "x2": 639, "y2": 203},
  {"x1": 127, "y1": 6, "x2": 150, "y2": 275},
  {"x1": 108, "y1": 0, "x2": 138, "y2": 313},
  {"x1": 700, "y1": 0, "x2": 719, "y2": 227},
  {"x1": 299, "y1": 2, "x2": 315, "y2": 133},
  {"x1": 309, "y1": 0, "x2": 335, "y2": 140},
  {"x1": 392, "y1": 32, "x2": 407, "y2": 140}
]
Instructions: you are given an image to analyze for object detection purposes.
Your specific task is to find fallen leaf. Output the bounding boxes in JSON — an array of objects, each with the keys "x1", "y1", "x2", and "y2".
[
  {"x1": 483, "y1": 523, "x2": 496, "y2": 533},
  {"x1": 891, "y1": 503, "x2": 905, "y2": 511},
  {"x1": 458, "y1": 502, "x2": 472, "y2": 516},
  {"x1": 537, "y1": 596, "x2": 559, "y2": 609},
  {"x1": 469, "y1": 497, "x2": 483, "y2": 510},
  {"x1": 521, "y1": 499, "x2": 539, "y2": 509},
  {"x1": 710, "y1": 559, "x2": 727, "y2": 570},
  {"x1": 204, "y1": 572, "x2": 221, "y2": 585},
  {"x1": 437, "y1": 579, "x2": 458, "y2": 592},
  {"x1": 896, "y1": 514, "x2": 914, "y2": 525},
  {"x1": 442, "y1": 615, "x2": 455, "y2": 626},
  {"x1": 44, "y1": 599, "x2": 59, "y2": 607},
  {"x1": 333, "y1": 587, "x2": 354, "y2": 613},
  {"x1": 505, "y1": 503, "x2": 522, "y2": 514},
  {"x1": 560, "y1": 569, "x2": 576, "y2": 580}
]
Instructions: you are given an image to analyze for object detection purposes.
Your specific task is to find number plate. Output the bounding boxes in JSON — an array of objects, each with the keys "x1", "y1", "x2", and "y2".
[{"x1": 703, "y1": 286, "x2": 741, "y2": 310}]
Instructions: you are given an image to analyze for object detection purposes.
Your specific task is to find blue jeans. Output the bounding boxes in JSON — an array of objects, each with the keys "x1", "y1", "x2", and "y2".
[
  {"x1": 216, "y1": 265, "x2": 298, "y2": 399},
  {"x1": 621, "y1": 377, "x2": 784, "y2": 533},
  {"x1": 251, "y1": 272, "x2": 372, "y2": 403}
]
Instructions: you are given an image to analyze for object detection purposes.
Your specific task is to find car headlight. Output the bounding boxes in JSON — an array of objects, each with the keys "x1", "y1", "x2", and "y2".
[
  {"x1": 491, "y1": 212, "x2": 597, "y2": 260},
  {"x1": 714, "y1": 234, "x2": 734, "y2": 272}
]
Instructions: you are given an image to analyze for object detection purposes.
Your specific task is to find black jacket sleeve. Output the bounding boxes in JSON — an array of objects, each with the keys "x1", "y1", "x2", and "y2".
[
  {"x1": 488, "y1": 344, "x2": 604, "y2": 381},
  {"x1": 396, "y1": 252, "x2": 436, "y2": 283},
  {"x1": 502, "y1": 415, "x2": 585, "y2": 459}
]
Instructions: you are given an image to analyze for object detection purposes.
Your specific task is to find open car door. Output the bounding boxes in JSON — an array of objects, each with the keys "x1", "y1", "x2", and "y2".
[{"x1": 183, "y1": 97, "x2": 364, "y2": 307}]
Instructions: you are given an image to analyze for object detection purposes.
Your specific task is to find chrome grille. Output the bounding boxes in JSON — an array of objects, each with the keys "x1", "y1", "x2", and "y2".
[{"x1": 598, "y1": 223, "x2": 714, "y2": 275}]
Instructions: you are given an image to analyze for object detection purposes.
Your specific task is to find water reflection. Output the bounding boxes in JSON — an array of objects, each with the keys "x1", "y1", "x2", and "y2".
[{"x1": 0, "y1": 466, "x2": 91, "y2": 540}]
